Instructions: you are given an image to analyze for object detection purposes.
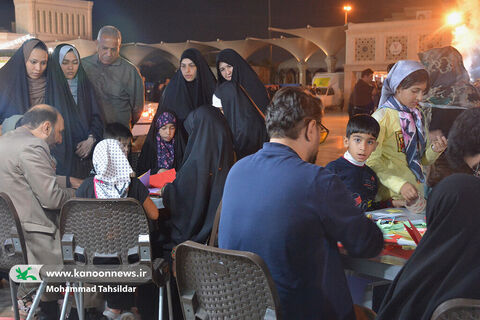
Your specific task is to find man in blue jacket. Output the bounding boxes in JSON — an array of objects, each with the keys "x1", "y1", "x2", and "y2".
[{"x1": 219, "y1": 87, "x2": 384, "y2": 320}]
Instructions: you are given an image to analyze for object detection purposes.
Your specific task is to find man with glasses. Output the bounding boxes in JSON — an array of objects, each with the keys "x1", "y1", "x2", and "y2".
[
  {"x1": 447, "y1": 107, "x2": 480, "y2": 177},
  {"x1": 218, "y1": 87, "x2": 383, "y2": 320}
]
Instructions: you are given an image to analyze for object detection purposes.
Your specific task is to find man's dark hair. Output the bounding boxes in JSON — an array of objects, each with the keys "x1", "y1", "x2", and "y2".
[
  {"x1": 21, "y1": 105, "x2": 58, "y2": 129},
  {"x1": 361, "y1": 68, "x2": 374, "y2": 78},
  {"x1": 346, "y1": 114, "x2": 380, "y2": 139},
  {"x1": 266, "y1": 87, "x2": 322, "y2": 139},
  {"x1": 397, "y1": 69, "x2": 430, "y2": 93},
  {"x1": 104, "y1": 123, "x2": 132, "y2": 140},
  {"x1": 447, "y1": 108, "x2": 480, "y2": 168}
]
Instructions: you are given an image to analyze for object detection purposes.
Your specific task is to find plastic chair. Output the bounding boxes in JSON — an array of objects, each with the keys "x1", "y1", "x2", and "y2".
[
  {"x1": 207, "y1": 200, "x2": 222, "y2": 247},
  {"x1": 174, "y1": 240, "x2": 282, "y2": 320},
  {"x1": 431, "y1": 298, "x2": 480, "y2": 320},
  {"x1": 0, "y1": 192, "x2": 45, "y2": 320},
  {"x1": 59, "y1": 198, "x2": 172, "y2": 320}
]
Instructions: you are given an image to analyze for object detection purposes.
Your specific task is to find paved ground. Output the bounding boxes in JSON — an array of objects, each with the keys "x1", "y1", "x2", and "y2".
[
  {"x1": 0, "y1": 108, "x2": 350, "y2": 318},
  {"x1": 316, "y1": 109, "x2": 349, "y2": 167}
]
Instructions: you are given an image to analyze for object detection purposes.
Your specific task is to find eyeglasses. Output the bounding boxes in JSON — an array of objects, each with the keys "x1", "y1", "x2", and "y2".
[
  {"x1": 318, "y1": 123, "x2": 329, "y2": 144},
  {"x1": 473, "y1": 162, "x2": 480, "y2": 177},
  {"x1": 304, "y1": 118, "x2": 329, "y2": 144}
]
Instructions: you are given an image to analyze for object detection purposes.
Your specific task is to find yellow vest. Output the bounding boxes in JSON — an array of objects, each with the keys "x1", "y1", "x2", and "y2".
[{"x1": 366, "y1": 107, "x2": 441, "y2": 201}]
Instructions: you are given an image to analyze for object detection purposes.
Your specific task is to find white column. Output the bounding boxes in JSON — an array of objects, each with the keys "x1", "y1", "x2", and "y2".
[
  {"x1": 297, "y1": 61, "x2": 308, "y2": 86},
  {"x1": 324, "y1": 55, "x2": 338, "y2": 73}
]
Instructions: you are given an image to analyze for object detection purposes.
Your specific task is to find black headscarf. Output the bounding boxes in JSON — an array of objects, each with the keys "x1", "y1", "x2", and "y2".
[
  {"x1": 216, "y1": 48, "x2": 270, "y2": 114},
  {"x1": 0, "y1": 39, "x2": 49, "y2": 123},
  {"x1": 159, "y1": 48, "x2": 216, "y2": 122},
  {"x1": 141, "y1": 48, "x2": 216, "y2": 173},
  {"x1": 377, "y1": 174, "x2": 480, "y2": 320},
  {"x1": 48, "y1": 44, "x2": 104, "y2": 176},
  {"x1": 163, "y1": 105, "x2": 235, "y2": 246},
  {"x1": 214, "y1": 81, "x2": 268, "y2": 159}
]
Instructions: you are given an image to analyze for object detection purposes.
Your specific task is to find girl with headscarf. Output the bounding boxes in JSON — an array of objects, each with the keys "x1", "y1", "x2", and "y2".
[
  {"x1": 366, "y1": 60, "x2": 447, "y2": 211},
  {"x1": 145, "y1": 48, "x2": 216, "y2": 171},
  {"x1": 136, "y1": 111, "x2": 177, "y2": 175},
  {"x1": 376, "y1": 174, "x2": 480, "y2": 320},
  {"x1": 76, "y1": 139, "x2": 158, "y2": 319},
  {"x1": 161, "y1": 106, "x2": 234, "y2": 247},
  {"x1": 76, "y1": 139, "x2": 158, "y2": 217},
  {"x1": 49, "y1": 44, "x2": 104, "y2": 177},
  {"x1": 213, "y1": 48, "x2": 269, "y2": 159},
  {"x1": 0, "y1": 38, "x2": 49, "y2": 124}
]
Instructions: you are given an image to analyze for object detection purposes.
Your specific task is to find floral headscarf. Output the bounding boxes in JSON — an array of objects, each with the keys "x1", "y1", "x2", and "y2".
[{"x1": 156, "y1": 112, "x2": 176, "y2": 170}]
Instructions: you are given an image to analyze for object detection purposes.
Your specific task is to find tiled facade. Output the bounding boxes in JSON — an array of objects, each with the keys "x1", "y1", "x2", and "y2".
[{"x1": 344, "y1": 18, "x2": 452, "y2": 108}]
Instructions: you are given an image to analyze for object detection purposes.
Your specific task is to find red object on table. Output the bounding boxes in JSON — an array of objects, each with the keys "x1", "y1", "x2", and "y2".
[
  {"x1": 382, "y1": 245, "x2": 414, "y2": 259},
  {"x1": 150, "y1": 169, "x2": 176, "y2": 188},
  {"x1": 403, "y1": 219, "x2": 422, "y2": 244}
]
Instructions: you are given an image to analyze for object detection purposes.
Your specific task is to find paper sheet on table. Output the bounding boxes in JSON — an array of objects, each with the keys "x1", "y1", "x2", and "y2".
[
  {"x1": 150, "y1": 169, "x2": 176, "y2": 188},
  {"x1": 403, "y1": 219, "x2": 422, "y2": 244},
  {"x1": 138, "y1": 169, "x2": 151, "y2": 187},
  {"x1": 367, "y1": 207, "x2": 426, "y2": 222},
  {"x1": 149, "y1": 187, "x2": 161, "y2": 195},
  {"x1": 369, "y1": 212, "x2": 404, "y2": 219}
]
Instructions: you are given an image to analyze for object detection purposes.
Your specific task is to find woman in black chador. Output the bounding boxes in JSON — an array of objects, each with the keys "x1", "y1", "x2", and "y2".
[
  {"x1": 377, "y1": 174, "x2": 480, "y2": 320},
  {"x1": 213, "y1": 48, "x2": 269, "y2": 159},
  {"x1": 49, "y1": 44, "x2": 104, "y2": 177},
  {"x1": 162, "y1": 105, "x2": 235, "y2": 247},
  {"x1": 0, "y1": 38, "x2": 49, "y2": 123},
  {"x1": 137, "y1": 48, "x2": 216, "y2": 174}
]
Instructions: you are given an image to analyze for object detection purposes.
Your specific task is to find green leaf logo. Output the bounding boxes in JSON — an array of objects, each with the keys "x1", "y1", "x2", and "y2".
[{"x1": 15, "y1": 267, "x2": 37, "y2": 281}]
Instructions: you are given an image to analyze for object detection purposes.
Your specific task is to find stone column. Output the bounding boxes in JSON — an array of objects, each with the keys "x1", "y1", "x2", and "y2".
[
  {"x1": 297, "y1": 60, "x2": 308, "y2": 86},
  {"x1": 86, "y1": 1, "x2": 93, "y2": 39},
  {"x1": 324, "y1": 55, "x2": 337, "y2": 73},
  {"x1": 14, "y1": 0, "x2": 36, "y2": 35}
]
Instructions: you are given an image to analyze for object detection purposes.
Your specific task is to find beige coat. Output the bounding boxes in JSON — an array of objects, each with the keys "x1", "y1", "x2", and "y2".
[{"x1": 0, "y1": 127, "x2": 74, "y2": 265}]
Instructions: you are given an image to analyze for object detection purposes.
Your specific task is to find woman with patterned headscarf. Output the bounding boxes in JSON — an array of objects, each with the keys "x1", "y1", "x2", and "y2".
[
  {"x1": 418, "y1": 46, "x2": 480, "y2": 186},
  {"x1": 137, "y1": 111, "x2": 177, "y2": 174}
]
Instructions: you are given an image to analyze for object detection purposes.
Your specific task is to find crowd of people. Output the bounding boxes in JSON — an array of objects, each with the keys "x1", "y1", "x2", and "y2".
[{"x1": 0, "y1": 22, "x2": 479, "y2": 320}]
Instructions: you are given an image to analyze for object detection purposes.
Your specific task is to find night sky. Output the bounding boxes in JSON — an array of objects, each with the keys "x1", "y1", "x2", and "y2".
[{"x1": 0, "y1": 0, "x2": 452, "y2": 43}]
